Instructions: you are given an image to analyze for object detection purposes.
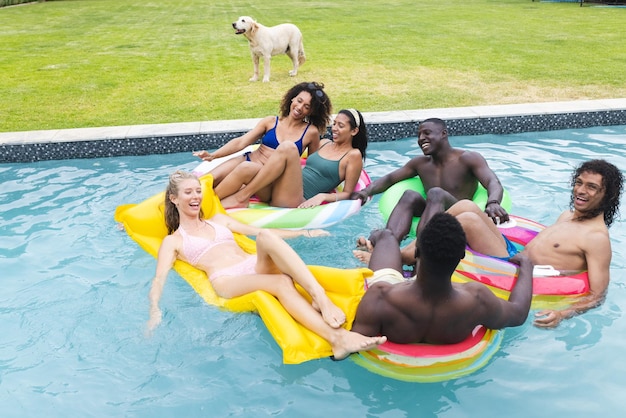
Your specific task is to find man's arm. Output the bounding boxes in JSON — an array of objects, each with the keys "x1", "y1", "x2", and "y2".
[
  {"x1": 534, "y1": 231, "x2": 611, "y2": 328},
  {"x1": 480, "y1": 253, "x2": 534, "y2": 329},
  {"x1": 464, "y1": 151, "x2": 509, "y2": 222},
  {"x1": 350, "y1": 159, "x2": 421, "y2": 204}
]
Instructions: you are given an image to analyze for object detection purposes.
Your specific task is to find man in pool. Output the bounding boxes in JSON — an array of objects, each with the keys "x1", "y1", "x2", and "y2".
[
  {"x1": 350, "y1": 212, "x2": 534, "y2": 345},
  {"x1": 350, "y1": 117, "x2": 509, "y2": 264},
  {"x1": 448, "y1": 159, "x2": 623, "y2": 328},
  {"x1": 390, "y1": 159, "x2": 623, "y2": 328}
]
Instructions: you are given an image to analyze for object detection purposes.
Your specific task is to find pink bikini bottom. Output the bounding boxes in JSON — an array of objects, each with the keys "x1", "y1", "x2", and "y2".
[{"x1": 209, "y1": 255, "x2": 258, "y2": 282}]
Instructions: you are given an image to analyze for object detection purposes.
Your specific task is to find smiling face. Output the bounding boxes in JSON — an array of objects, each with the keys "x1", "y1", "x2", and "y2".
[
  {"x1": 289, "y1": 91, "x2": 313, "y2": 120},
  {"x1": 170, "y1": 177, "x2": 203, "y2": 218},
  {"x1": 572, "y1": 171, "x2": 606, "y2": 214},
  {"x1": 417, "y1": 121, "x2": 447, "y2": 155},
  {"x1": 331, "y1": 113, "x2": 357, "y2": 144}
]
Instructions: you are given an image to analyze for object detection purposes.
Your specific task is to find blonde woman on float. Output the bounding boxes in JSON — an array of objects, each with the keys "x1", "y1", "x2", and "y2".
[
  {"x1": 147, "y1": 171, "x2": 386, "y2": 360},
  {"x1": 220, "y1": 109, "x2": 368, "y2": 209}
]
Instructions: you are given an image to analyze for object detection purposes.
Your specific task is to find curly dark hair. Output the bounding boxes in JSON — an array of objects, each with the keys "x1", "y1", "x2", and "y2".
[
  {"x1": 569, "y1": 159, "x2": 624, "y2": 227},
  {"x1": 419, "y1": 212, "x2": 467, "y2": 266},
  {"x1": 279, "y1": 81, "x2": 332, "y2": 134}
]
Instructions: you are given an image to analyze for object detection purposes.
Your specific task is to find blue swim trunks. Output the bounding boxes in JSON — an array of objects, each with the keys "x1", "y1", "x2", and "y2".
[{"x1": 491, "y1": 234, "x2": 519, "y2": 261}]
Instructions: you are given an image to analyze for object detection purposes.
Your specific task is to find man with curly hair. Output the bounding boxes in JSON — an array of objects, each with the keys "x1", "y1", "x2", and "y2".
[
  {"x1": 350, "y1": 212, "x2": 534, "y2": 345},
  {"x1": 530, "y1": 159, "x2": 623, "y2": 327},
  {"x1": 437, "y1": 159, "x2": 623, "y2": 328}
]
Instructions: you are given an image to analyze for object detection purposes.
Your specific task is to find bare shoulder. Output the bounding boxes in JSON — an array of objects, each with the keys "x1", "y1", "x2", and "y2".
[
  {"x1": 406, "y1": 154, "x2": 429, "y2": 169},
  {"x1": 454, "y1": 280, "x2": 494, "y2": 300},
  {"x1": 458, "y1": 148, "x2": 488, "y2": 165},
  {"x1": 582, "y1": 224, "x2": 610, "y2": 248},
  {"x1": 259, "y1": 115, "x2": 278, "y2": 127},
  {"x1": 305, "y1": 123, "x2": 321, "y2": 138},
  {"x1": 160, "y1": 233, "x2": 182, "y2": 253},
  {"x1": 248, "y1": 116, "x2": 277, "y2": 137},
  {"x1": 346, "y1": 148, "x2": 364, "y2": 162}
]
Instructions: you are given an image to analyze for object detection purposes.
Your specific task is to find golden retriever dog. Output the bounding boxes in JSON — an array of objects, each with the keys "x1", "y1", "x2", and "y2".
[{"x1": 232, "y1": 16, "x2": 306, "y2": 83}]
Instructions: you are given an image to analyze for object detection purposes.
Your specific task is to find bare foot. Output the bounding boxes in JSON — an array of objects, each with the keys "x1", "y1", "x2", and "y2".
[
  {"x1": 220, "y1": 195, "x2": 250, "y2": 209},
  {"x1": 313, "y1": 296, "x2": 346, "y2": 328},
  {"x1": 352, "y1": 249, "x2": 371, "y2": 265},
  {"x1": 355, "y1": 236, "x2": 373, "y2": 252},
  {"x1": 331, "y1": 331, "x2": 387, "y2": 360}
]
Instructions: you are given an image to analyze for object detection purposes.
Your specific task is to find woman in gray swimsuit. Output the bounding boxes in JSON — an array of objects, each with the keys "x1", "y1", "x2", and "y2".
[
  {"x1": 220, "y1": 109, "x2": 368, "y2": 209},
  {"x1": 193, "y1": 82, "x2": 332, "y2": 199},
  {"x1": 147, "y1": 170, "x2": 386, "y2": 359}
]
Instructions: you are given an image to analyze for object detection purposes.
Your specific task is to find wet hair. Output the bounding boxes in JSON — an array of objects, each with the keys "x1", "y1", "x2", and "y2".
[
  {"x1": 337, "y1": 109, "x2": 368, "y2": 160},
  {"x1": 569, "y1": 159, "x2": 623, "y2": 227},
  {"x1": 280, "y1": 81, "x2": 332, "y2": 134},
  {"x1": 419, "y1": 212, "x2": 467, "y2": 268},
  {"x1": 164, "y1": 170, "x2": 204, "y2": 234}
]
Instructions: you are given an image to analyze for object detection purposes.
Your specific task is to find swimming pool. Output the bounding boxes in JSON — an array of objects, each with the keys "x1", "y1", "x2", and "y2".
[{"x1": 1, "y1": 125, "x2": 625, "y2": 416}]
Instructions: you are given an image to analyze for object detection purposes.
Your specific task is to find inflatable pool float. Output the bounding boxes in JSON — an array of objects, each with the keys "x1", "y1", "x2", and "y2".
[
  {"x1": 192, "y1": 145, "x2": 371, "y2": 229},
  {"x1": 115, "y1": 175, "x2": 369, "y2": 364},
  {"x1": 453, "y1": 215, "x2": 590, "y2": 309},
  {"x1": 352, "y1": 325, "x2": 503, "y2": 382},
  {"x1": 378, "y1": 177, "x2": 512, "y2": 238}
]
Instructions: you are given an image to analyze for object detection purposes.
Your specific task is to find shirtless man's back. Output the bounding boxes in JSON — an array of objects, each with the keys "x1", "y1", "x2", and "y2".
[{"x1": 351, "y1": 213, "x2": 533, "y2": 345}]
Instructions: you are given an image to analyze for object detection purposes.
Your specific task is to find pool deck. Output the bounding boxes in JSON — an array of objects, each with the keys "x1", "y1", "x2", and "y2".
[{"x1": 2, "y1": 98, "x2": 626, "y2": 163}]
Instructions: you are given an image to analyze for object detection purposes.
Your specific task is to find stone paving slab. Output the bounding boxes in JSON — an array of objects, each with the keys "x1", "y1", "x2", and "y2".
[{"x1": 2, "y1": 99, "x2": 625, "y2": 163}]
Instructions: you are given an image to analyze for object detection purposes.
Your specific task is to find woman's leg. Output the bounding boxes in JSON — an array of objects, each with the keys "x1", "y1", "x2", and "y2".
[
  {"x1": 220, "y1": 143, "x2": 304, "y2": 208},
  {"x1": 215, "y1": 161, "x2": 263, "y2": 201},
  {"x1": 210, "y1": 244, "x2": 386, "y2": 359},
  {"x1": 208, "y1": 155, "x2": 246, "y2": 187},
  {"x1": 254, "y1": 230, "x2": 345, "y2": 327}
]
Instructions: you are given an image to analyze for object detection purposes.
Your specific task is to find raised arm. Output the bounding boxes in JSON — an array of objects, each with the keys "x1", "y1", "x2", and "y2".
[
  {"x1": 534, "y1": 231, "x2": 611, "y2": 328},
  {"x1": 146, "y1": 235, "x2": 179, "y2": 333}
]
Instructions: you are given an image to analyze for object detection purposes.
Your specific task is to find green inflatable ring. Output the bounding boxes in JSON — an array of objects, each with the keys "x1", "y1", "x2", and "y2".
[{"x1": 378, "y1": 177, "x2": 512, "y2": 238}]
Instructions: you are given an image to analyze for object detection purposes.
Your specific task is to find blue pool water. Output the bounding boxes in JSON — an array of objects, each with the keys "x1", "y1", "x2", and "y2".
[{"x1": 1, "y1": 125, "x2": 626, "y2": 417}]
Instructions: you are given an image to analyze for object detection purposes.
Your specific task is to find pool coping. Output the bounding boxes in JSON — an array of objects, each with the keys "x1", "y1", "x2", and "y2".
[{"x1": 2, "y1": 98, "x2": 626, "y2": 163}]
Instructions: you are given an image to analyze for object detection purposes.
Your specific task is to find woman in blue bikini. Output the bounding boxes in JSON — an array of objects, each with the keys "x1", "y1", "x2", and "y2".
[
  {"x1": 193, "y1": 82, "x2": 332, "y2": 199},
  {"x1": 219, "y1": 109, "x2": 368, "y2": 209},
  {"x1": 147, "y1": 170, "x2": 386, "y2": 359}
]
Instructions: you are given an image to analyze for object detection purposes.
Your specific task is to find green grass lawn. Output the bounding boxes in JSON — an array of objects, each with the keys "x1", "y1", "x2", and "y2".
[{"x1": 1, "y1": 0, "x2": 625, "y2": 132}]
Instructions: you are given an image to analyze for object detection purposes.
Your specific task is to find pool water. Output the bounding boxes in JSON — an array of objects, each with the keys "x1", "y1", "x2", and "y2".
[{"x1": 1, "y1": 125, "x2": 625, "y2": 417}]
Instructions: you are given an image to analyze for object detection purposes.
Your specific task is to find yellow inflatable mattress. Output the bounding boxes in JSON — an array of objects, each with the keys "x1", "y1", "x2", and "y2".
[{"x1": 114, "y1": 174, "x2": 369, "y2": 364}]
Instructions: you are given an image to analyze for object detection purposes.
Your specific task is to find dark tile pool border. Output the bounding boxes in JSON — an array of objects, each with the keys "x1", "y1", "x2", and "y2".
[{"x1": 1, "y1": 99, "x2": 625, "y2": 163}]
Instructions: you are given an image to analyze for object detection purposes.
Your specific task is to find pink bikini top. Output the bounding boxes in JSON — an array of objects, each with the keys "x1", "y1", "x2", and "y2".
[{"x1": 178, "y1": 220, "x2": 236, "y2": 265}]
